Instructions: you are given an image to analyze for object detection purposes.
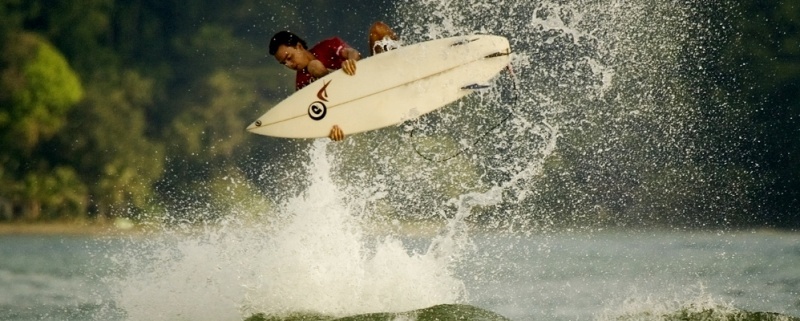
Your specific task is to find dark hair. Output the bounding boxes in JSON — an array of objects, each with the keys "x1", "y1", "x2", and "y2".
[{"x1": 269, "y1": 31, "x2": 307, "y2": 55}]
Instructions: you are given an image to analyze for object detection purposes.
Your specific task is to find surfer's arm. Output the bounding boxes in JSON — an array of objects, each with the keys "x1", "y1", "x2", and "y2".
[{"x1": 340, "y1": 47, "x2": 360, "y2": 75}]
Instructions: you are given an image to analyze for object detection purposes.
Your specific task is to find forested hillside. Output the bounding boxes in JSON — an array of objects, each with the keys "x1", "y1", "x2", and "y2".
[
  {"x1": 0, "y1": 0, "x2": 386, "y2": 221},
  {"x1": 0, "y1": 1, "x2": 797, "y2": 227}
]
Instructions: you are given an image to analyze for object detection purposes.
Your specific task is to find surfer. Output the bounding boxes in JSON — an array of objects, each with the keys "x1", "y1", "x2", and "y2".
[{"x1": 269, "y1": 22, "x2": 399, "y2": 141}]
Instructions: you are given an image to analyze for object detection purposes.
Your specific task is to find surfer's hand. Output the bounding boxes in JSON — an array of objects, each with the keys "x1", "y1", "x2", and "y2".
[
  {"x1": 329, "y1": 125, "x2": 345, "y2": 141},
  {"x1": 339, "y1": 47, "x2": 360, "y2": 75},
  {"x1": 342, "y1": 59, "x2": 357, "y2": 75}
]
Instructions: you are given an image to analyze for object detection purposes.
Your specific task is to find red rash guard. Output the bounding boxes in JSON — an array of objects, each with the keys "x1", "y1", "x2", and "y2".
[{"x1": 296, "y1": 37, "x2": 352, "y2": 90}]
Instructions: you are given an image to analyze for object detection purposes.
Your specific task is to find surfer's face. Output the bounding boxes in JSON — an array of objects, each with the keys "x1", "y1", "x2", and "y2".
[{"x1": 274, "y1": 44, "x2": 310, "y2": 71}]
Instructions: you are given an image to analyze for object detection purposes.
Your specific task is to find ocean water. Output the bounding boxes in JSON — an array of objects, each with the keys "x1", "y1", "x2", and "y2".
[
  {"x1": 1, "y1": 142, "x2": 797, "y2": 321},
  {"x1": 0, "y1": 224, "x2": 798, "y2": 320},
  {"x1": 466, "y1": 230, "x2": 800, "y2": 320}
]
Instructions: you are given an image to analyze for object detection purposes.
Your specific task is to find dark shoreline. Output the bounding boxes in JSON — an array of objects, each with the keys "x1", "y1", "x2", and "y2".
[
  {"x1": 1, "y1": 221, "x2": 797, "y2": 237},
  {"x1": 0, "y1": 221, "x2": 141, "y2": 235}
]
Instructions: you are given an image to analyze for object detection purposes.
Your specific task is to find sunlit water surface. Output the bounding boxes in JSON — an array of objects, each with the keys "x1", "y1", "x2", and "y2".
[{"x1": 0, "y1": 227, "x2": 798, "y2": 321}]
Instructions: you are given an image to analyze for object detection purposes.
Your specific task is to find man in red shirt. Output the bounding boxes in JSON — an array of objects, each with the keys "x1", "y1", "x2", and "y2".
[
  {"x1": 269, "y1": 22, "x2": 399, "y2": 141},
  {"x1": 269, "y1": 33, "x2": 360, "y2": 91}
]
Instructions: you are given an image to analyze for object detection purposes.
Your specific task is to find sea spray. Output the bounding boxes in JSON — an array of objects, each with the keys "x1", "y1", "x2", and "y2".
[
  {"x1": 388, "y1": 0, "x2": 737, "y2": 318},
  {"x1": 322, "y1": 0, "x2": 722, "y2": 228},
  {"x1": 106, "y1": 140, "x2": 471, "y2": 321},
  {"x1": 241, "y1": 140, "x2": 467, "y2": 316}
]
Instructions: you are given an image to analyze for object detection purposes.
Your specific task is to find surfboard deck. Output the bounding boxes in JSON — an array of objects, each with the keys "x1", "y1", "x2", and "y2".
[{"x1": 247, "y1": 35, "x2": 511, "y2": 139}]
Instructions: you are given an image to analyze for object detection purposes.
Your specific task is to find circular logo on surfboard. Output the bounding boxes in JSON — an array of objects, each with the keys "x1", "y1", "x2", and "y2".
[{"x1": 308, "y1": 101, "x2": 327, "y2": 120}]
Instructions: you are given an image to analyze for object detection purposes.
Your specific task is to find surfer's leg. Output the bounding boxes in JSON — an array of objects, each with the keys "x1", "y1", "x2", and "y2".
[{"x1": 369, "y1": 21, "x2": 400, "y2": 55}]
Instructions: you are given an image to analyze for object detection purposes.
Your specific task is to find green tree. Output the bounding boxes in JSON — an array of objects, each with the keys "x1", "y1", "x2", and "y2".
[
  {"x1": 159, "y1": 67, "x2": 269, "y2": 218},
  {"x1": 55, "y1": 70, "x2": 164, "y2": 219},
  {"x1": 19, "y1": 0, "x2": 116, "y2": 74},
  {"x1": 0, "y1": 31, "x2": 86, "y2": 220},
  {"x1": 0, "y1": 32, "x2": 82, "y2": 153},
  {"x1": 12, "y1": 167, "x2": 87, "y2": 220}
]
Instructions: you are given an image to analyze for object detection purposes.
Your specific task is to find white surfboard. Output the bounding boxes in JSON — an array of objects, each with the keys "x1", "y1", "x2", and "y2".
[{"x1": 246, "y1": 35, "x2": 511, "y2": 139}]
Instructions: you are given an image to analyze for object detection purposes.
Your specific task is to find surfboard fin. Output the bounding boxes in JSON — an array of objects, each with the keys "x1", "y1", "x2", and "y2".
[
  {"x1": 462, "y1": 83, "x2": 491, "y2": 90},
  {"x1": 485, "y1": 50, "x2": 511, "y2": 59},
  {"x1": 451, "y1": 38, "x2": 479, "y2": 46}
]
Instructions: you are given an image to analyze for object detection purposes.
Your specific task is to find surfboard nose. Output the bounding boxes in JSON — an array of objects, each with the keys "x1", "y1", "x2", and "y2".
[{"x1": 246, "y1": 120, "x2": 262, "y2": 132}]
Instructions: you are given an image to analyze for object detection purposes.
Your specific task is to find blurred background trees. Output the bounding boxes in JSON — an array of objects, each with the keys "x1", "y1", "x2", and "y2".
[{"x1": 0, "y1": 0, "x2": 797, "y2": 228}]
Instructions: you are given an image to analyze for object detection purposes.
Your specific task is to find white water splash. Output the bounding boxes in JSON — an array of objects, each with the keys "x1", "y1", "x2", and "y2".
[
  {"x1": 109, "y1": 140, "x2": 466, "y2": 321},
  {"x1": 241, "y1": 140, "x2": 466, "y2": 316}
]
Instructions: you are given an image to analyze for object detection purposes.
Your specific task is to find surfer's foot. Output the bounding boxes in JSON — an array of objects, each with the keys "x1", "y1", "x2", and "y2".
[
  {"x1": 369, "y1": 21, "x2": 400, "y2": 55},
  {"x1": 373, "y1": 36, "x2": 400, "y2": 55}
]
